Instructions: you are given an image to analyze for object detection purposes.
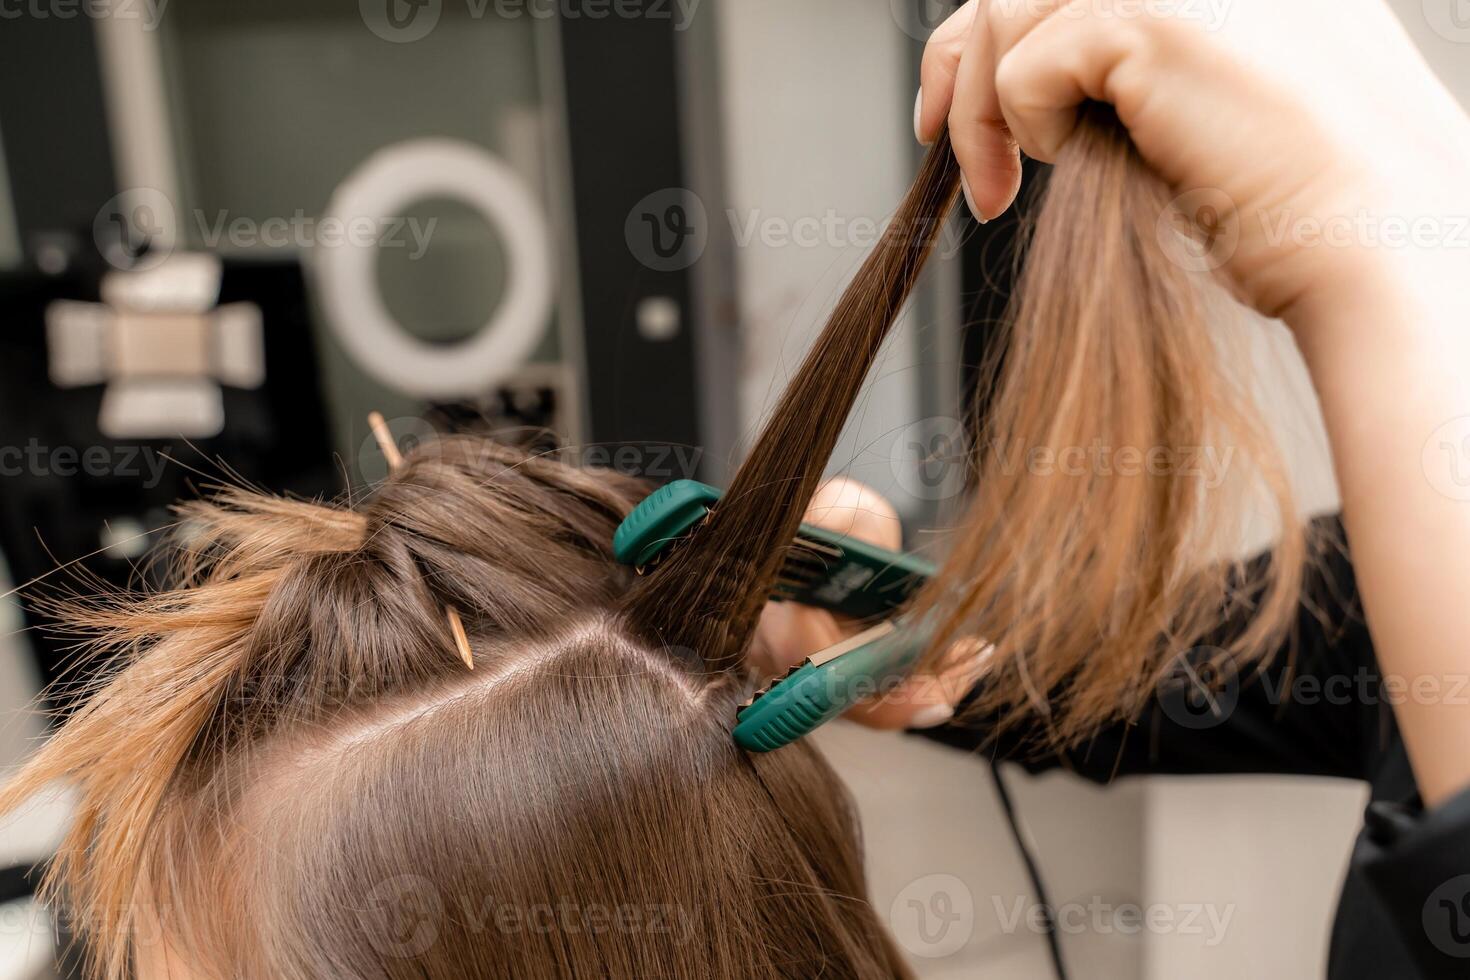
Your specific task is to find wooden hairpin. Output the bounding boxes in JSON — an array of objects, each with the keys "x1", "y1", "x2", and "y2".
[{"x1": 368, "y1": 411, "x2": 474, "y2": 671}]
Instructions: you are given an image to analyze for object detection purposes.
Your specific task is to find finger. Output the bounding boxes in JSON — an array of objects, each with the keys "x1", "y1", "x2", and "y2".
[
  {"x1": 994, "y1": 2, "x2": 1137, "y2": 162},
  {"x1": 844, "y1": 638, "x2": 994, "y2": 730},
  {"x1": 916, "y1": 0, "x2": 979, "y2": 145},
  {"x1": 802, "y1": 477, "x2": 902, "y2": 549},
  {"x1": 947, "y1": 0, "x2": 1076, "y2": 221}
]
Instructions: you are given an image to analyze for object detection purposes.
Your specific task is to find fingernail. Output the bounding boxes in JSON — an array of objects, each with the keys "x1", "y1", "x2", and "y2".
[
  {"x1": 914, "y1": 88, "x2": 929, "y2": 145},
  {"x1": 908, "y1": 703, "x2": 955, "y2": 729},
  {"x1": 950, "y1": 638, "x2": 996, "y2": 673},
  {"x1": 959, "y1": 173, "x2": 988, "y2": 224}
]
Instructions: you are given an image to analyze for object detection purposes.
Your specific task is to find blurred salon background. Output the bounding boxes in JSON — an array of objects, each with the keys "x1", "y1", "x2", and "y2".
[{"x1": 0, "y1": 1, "x2": 1466, "y2": 977}]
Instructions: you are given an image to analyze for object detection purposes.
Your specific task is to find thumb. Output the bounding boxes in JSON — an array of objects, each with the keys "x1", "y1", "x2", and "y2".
[{"x1": 843, "y1": 638, "x2": 993, "y2": 731}]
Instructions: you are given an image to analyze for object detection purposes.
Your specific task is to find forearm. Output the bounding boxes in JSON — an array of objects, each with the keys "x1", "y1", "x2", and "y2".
[{"x1": 1293, "y1": 236, "x2": 1470, "y2": 807}]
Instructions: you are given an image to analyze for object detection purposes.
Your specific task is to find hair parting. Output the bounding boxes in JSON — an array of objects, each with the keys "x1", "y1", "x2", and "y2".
[
  {"x1": 2, "y1": 433, "x2": 914, "y2": 979},
  {"x1": 0, "y1": 103, "x2": 1319, "y2": 980}
]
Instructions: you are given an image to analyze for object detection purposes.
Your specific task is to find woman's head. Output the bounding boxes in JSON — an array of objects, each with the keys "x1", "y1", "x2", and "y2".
[
  {"x1": 5, "y1": 115, "x2": 1315, "y2": 978},
  {"x1": 6, "y1": 435, "x2": 910, "y2": 978},
  {"x1": 2, "y1": 131, "x2": 964, "y2": 980}
]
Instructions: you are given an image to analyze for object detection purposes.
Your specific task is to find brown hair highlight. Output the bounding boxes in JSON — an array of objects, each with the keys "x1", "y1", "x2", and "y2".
[
  {"x1": 913, "y1": 106, "x2": 1306, "y2": 744},
  {"x1": 0, "y1": 107, "x2": 1313, "y2": 979},
  {"x1": 2, "y1": 435, "x2": 913, "y2": 978}
]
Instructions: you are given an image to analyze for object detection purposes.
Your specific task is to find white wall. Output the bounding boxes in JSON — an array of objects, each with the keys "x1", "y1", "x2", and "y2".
[
  {"x1": 711, "y1": 0, "x2": 936, "y2": 519},
  {"x1": 1140, "y1": 306, "x2": 1364, "y2": 980}
]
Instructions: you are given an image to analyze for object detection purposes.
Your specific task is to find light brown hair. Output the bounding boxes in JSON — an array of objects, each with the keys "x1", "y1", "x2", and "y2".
[
  {"x1": 912, "y1": 107, "x2": 1306, "y2": 744},
  {"x1": 1, "y1": 436, "x2": 913, "y2": 978},
  {"x1": 1, "y1": 110, "x2": 1308, "y2": 978},
  {"x1": 0, "y1": 130, "x2": 963, "y2": 972},
  {"x1": 629, "y1": 108, "x2": 1305, "y2": 747}
]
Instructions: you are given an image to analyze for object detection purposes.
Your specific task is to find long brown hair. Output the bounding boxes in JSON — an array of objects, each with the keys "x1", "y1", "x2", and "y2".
[
  {"x1": 1, "y1": 436, "x2": 912, "y2": 978},
  {"x1": 630, "y1": 106, "x2": 1305, "y2": 745},
  {"x1": 912, "y1": 107, "x2": 1306, "y2": 743},
  {"x1": 1, "y1": 108, "x2": 1307, "y2": 977}
]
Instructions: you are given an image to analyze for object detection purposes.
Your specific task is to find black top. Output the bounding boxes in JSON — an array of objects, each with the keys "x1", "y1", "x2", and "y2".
[{"x1": 918, "y1": 515, "x2": 1470, "y2": 979}]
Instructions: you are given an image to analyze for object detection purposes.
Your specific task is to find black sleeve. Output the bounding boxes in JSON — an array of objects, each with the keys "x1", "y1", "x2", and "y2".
[
  {"x1": 916, "y1": 514, "x2": 1377, "y2": 784},
  {"x1": 1359, "y1": 786, "x2": 1470, "y2": 977}
]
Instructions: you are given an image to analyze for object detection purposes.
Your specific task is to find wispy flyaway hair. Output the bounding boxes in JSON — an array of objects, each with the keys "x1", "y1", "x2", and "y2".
[
  {"x1": 0, "y1": 437, "x2": 910, "y2": 979},
  {"x1": 0, "y1": 107, "x2": 1308, "y2": 978}
]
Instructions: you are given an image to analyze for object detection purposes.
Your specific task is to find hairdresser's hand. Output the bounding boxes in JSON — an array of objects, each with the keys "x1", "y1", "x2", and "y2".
[
  {"x1": 916, "y1": 0, "x2": 1470, "y2": 322},
  {"x1": 752, "y1": 478, "x2": 988, "y2": 730}
]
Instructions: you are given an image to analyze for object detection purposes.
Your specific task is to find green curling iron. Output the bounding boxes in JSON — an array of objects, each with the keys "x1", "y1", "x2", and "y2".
[{"x1": 613, "y1": 479, "x2": 934, "y2": 752}]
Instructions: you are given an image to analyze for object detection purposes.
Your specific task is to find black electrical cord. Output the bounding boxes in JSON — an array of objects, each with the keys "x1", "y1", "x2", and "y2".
[{"x1": 989, "y1": 762, "x2": 1068, "y2": 980}]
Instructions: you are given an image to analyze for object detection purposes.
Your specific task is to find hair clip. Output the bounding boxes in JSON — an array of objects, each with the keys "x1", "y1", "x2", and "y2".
[
  {"x1": 613, "y1": 479, "x2": 934, "y2": 620},
  {"x1": 368, "y1": 412, "x2": 474, "y2": 671}
]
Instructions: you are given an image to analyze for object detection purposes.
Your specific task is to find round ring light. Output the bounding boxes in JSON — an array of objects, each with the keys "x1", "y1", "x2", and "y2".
[{"x1": 315, "y1": 138, "x2": 553, "y2": 398}]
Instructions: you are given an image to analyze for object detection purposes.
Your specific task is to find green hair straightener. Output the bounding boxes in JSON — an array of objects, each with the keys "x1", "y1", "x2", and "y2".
[{"x1": 613, "y1": 479, "x2": 933, "y2": 752}]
